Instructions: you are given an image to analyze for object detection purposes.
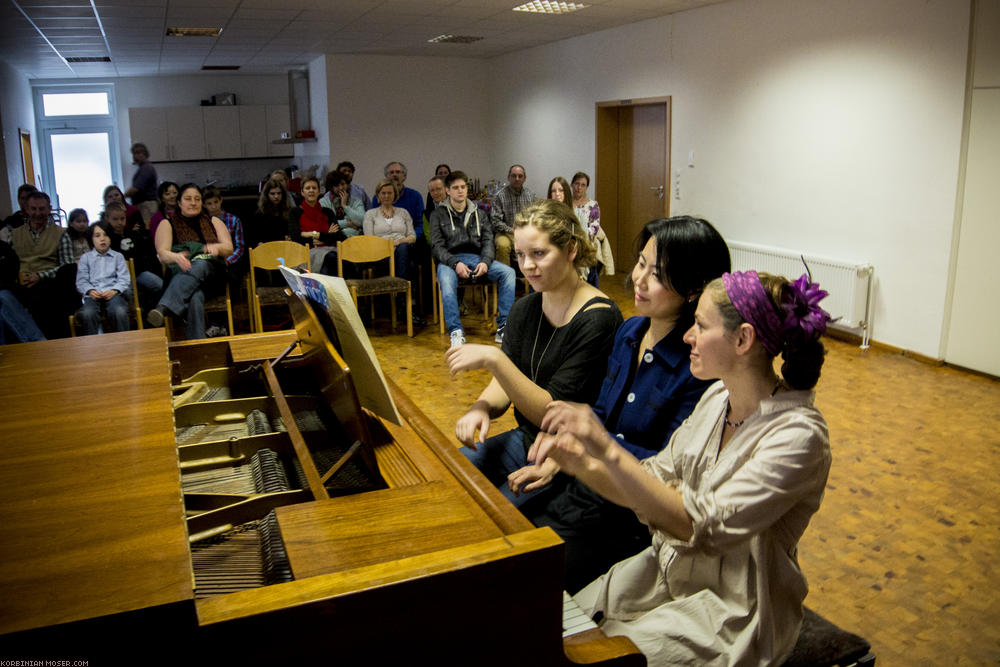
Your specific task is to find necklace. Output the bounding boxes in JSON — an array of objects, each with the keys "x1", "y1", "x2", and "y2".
[
  {"x1": 529, "y1": 316, "x2": 556, "y2": 383},
  {"x1": 380, "y1": 206, "x2": 394, "y2": 220},
  {"x1": 724, "y1": 379, "x2": 782, "y2": 429}
]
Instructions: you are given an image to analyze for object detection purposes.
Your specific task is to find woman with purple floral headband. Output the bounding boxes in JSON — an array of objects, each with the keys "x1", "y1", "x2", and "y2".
[{"x1": 528, "y1": 270, "x2": 833, "y2": 666}]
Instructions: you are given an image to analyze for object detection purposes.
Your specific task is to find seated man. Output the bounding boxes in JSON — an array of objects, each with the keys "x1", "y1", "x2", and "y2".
[
  {"x1": 11, "y1": 191, "x2": 76, "y2": 338},
  {"x1": 0, "y1": 240, "x2": 45, "y2": 344},
  {"x1": 428, "y1": 171, "x2": 514, "y2": 348}
]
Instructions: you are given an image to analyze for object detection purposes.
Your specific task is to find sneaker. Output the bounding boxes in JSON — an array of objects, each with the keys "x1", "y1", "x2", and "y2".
[
  {"x1": 147, "y1": 308, "x2": 164, "y2": 328},
  {"x1": 494, "y1": 323, "x2": 505, "y2": 345},
  {"x1": 449, "y1": 329, "x2": 466, "y2": 348}
]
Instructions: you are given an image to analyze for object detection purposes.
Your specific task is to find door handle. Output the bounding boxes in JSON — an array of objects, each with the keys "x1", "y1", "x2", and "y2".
[{"x1": 650, "y1": 185, "x2": 664, "y2": 199}]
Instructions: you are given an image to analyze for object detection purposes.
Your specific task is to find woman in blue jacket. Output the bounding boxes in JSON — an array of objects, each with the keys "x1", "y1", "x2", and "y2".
[{"x1": 510, "y1": 216, "x2": 731, "y2": 592}]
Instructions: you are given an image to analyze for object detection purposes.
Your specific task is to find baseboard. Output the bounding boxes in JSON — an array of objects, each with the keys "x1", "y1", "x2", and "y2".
[{"x1": 823, "y1": 329, "x2": 943, "y2": 366}]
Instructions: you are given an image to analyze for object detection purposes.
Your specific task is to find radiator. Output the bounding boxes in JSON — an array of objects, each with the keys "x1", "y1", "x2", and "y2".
[{"x1": 728, "y1": 241, "x2": 875, "y2": 348}]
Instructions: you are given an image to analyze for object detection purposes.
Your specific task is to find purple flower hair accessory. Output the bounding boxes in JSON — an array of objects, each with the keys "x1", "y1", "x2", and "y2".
[{"x1": 780, "y1": 273, "x2": 832, "y2": 340}]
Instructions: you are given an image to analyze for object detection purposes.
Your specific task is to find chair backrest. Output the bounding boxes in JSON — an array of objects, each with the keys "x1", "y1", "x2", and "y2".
[
  {"x1": 337, "y1": 236, "x2": 395, "y2": 276},
  {"x1": 249, "y1": 240, "x2": 310, "y2": 272},
  {"x1": 126, "y1": 257, "x2": 143, "y2": 329}
]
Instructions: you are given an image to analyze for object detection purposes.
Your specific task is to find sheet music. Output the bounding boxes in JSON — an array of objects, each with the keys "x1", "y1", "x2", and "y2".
[
  {"x1": 562, "y1": 591, "x2": 598, "y2": 638},
  {"x1": 279, "y1": 266, "x2": 401, "y2": 425}
]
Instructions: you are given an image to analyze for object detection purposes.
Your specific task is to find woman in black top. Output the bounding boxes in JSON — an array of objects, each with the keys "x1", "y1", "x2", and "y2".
[{"x1": 446, "y1": 199, "x2": 622, "y2": 508}]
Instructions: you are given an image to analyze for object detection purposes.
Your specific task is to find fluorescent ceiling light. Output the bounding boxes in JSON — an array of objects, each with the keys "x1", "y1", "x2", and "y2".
[
  {"x1": 166, "y1": 27, "x2": 222, "y2": 37},
  {"x1": 512, "y1": 1, "x2": 589, "y2": 14},
  {"x1": 427, "y1": 34, "x2": 484, "y2": 44}
]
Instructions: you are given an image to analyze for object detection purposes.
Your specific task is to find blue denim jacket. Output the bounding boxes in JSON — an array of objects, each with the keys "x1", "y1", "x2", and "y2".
[{"x1": 592, "y1": 316, "x2": 712, "y2": 460}]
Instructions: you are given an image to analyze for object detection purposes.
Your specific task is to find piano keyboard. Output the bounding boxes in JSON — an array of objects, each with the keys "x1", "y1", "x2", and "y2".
[{"x1": 562, "y1": 591, "x2": 598, "y2": 638}]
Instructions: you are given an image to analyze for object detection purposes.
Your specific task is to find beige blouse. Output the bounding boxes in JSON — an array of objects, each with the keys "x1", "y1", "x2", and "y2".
[{"x1": 575, "y1": 380, "x2": 831, "y2": 666}]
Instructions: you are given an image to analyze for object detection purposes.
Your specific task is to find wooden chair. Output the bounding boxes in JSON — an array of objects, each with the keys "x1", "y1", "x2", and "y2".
[
  {"x1": 69, "y1": 258, "x2": 143, "y2": 336},
  {"x1": 248, "y1": 240, "x2": 310, "y2": 333},
  {"x1": 203, "y1": 280, "x2": 234, "y2": 335},
  {"x1": 337, "y1": 236, "x2": 413, "y2": 337},
  {"x1": 430, "y1": 259, "x2": 497, "y2": 334}
]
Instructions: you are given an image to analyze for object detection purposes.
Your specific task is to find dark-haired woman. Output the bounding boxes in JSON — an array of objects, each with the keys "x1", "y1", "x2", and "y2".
[
  {"x1": 247, "y1": 178, "x2": 292, "y2": 249},
  {"x1": 148, "y1": 183, "x2": 232, "y2": 339},
  {"x1": 529, "y1": 270, "x2": 833, "y2": 666},
  {"x1": 148, "y1": 181, "x2": 179, "y2": 239},
  {"x1": 320, "y1": 170, "x2": 364, "y2": 237},
  {"x1": 512, "y1": 216, "x2": 731, "y2": 593}
]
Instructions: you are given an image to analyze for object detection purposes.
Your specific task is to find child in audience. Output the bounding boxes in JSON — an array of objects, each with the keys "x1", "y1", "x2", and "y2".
[
  {"x1": 67, "y1": 208, "x2": 91, "y2": 262},
  {"x1": 75, "y1": 220, "x2": 131, "y2": 335},
  {"x1": 105, "y1": 202, "x2": 162, "y2": 313},
  {"x1": 203, "y1": 187, "x2": 246, "y2": 279},
  {"x1": 149, "y1": 181, "x2": 179, "y2": 238}
]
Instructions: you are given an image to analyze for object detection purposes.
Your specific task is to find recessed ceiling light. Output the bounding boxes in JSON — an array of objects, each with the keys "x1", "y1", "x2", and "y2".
[
  {"x1": 166, "y1": 27, "x2": 222, "y2": 37},
  {"x1": 512, "y1": 1, "x2": 589, "y2": 14},
  {"x1": 427, "y1": 34, "x2": 484, "y2": 44}
]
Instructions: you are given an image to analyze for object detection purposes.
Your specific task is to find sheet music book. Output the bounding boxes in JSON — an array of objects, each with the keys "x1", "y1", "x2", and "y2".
[{"x1": 279, "y1": 266, "x2": 401, "y2": 425}]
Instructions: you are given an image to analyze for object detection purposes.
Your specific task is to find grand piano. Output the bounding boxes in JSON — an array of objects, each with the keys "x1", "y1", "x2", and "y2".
[{"x1": 0, "y1": 289, "x2": 643, "y2": 666}]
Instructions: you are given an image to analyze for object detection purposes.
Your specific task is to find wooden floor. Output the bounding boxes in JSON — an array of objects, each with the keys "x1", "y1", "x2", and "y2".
[{"x1": 361, "y1": 278, "x2": 1000, "y2": 665}]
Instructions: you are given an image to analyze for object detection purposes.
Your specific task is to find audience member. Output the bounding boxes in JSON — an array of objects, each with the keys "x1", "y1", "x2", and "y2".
[
  {"x1": 529, "y1": 270, "x2": 832, "y2": 666},
  {"x1": 248, "y1": 178, "x2": 292, "y2": 248},
  {"x1": 336, "y1": 161, "x2": 369, "y2": 210},
  {"x1": 320, "y1": 170, "x2": 364, "y2": 237},
  {"x1": 446, "y1": 198, "x2": 620, "y2": 509},
  {"x1": 149, "y1": 181, "x2": 179, "y2": 238},
  {"x1": 106, "y1": 202, "x2": 162, "y2": 313},
  {"x1": 203, "y1": 187, "x2": 246, "y2": 277},
  {"x1": 428, "y1": 171, "x2": 514, "y2": 348},
  {"x1": 490, "y1": 164, "x2": 536, "y2": 267},
  {"x1": 269, "y1": 169, "x2": 300, "y2": 207},
  {"x1": 11, "y1": 191, "x2": 75, "y2": 338},
  {"x1": 148, "y1": 183, "x2": 233, "y2": 339},
  {"x1": 514, "y1": 216, "x2": 731, "y2": 593},
  {"x1": 426, "y1": 164, "x2": 451, "y2": 212},
  {"x1": 124, "y1": 143, "x2": 158, "y2": 225},
  {"x1": 571, "y1": 171, "x2": 610, "y2": 287},
  {"x1": 364, "y1": 179, "x2": 415, "y2": 280},
  {"x1": 1, "y1": 184, "x2": 37, "y2": 242},
  {"x1": 0, "y1": 240, "x2": 45, "y2": 344},
  {"x1": 102, "y1": 185, "x2": 144, "y2": 230},
  {"x1": 67, "y1": 208, "x2": 91, "y2": 262},
  {"x1": 289, "y1": 176, "x2": 344, "y2": 274},
  {"x1": 75, "y1": 220, "x2": 131, "y2": 336}
]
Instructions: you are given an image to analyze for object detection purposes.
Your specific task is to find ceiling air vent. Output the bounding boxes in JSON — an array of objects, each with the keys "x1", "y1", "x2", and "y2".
[
  {"x1": 66, "y1": 57, "x2": 111, "y2": 63},
  {"x1": 166, "y1": 27, "x2": 222, "y2": 37},
  {"x1": 202, "y1": 65, "x2": 240, "y2": 70},
  {"x1": 427, "y1": 34, "x2": 484, "y2": 44}
]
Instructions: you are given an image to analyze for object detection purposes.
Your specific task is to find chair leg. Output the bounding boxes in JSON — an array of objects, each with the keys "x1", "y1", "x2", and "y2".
[
  {"x1": 406, "y1": 285, "x2": 413, "y2": 337},
  {"x1": 390, "y1": 293, "x2": 398, "y2": 331},
  {"x1": 68, "y1": 314, "x2": 77, "y2": 337}
]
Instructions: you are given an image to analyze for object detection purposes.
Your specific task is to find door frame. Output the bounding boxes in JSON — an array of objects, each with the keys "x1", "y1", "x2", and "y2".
[{"x1": 595, "y1": 96, "x2": 671, "y2": 269}]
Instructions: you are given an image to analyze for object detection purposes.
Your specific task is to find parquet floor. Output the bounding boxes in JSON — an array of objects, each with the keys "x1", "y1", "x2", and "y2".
[{"x1": 365, "y1": 278, "x2": 1000, "y2": 665}]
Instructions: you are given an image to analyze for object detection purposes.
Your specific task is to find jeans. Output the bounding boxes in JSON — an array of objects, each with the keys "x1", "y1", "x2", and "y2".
[
  {"x1": 459, "y1": 428, "x2": 554, "y2": 508},
  {"x1": 0, "y1": 289, "x2": 45, "y2": 345},
  {"x1": 136, "y1": 270, "x2": 163, "y2": 313},
  {"x1": 158, "y1": 258, "x2": 220, "y2": 339},
  {"x1": 77, "y1": 293, "x2": 130, "y2": 335},
  {"x1": 437, "y1": 253, "x2": 515, "y2": 334}
]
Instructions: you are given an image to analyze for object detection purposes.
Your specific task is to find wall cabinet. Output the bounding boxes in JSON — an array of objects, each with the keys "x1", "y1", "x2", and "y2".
[{"x1": 129, "y1": 105, "x2": 294, "y2": 161}]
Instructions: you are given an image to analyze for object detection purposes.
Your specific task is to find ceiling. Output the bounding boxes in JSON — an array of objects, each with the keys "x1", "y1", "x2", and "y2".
[{"x1": 0, "y1": 0, "x2": 727, "y2": 80}]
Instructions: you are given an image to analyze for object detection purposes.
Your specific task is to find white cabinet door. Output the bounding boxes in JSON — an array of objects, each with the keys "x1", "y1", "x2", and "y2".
[
  {"x1": 203, "y1": 107, "x2": 241, "y2": 159},
  {"x1": 238, "y1": 106, "x2": 268, "y2": 157},
  {"x1": 128, "y1": 107, "x2": 168, "y2": 161},
  {"x1": 166, "y1": 107, "x2": 207, "y2": 161},
  {"x1": 266, "y1": 104, "x2": 293, "y2": 157}
]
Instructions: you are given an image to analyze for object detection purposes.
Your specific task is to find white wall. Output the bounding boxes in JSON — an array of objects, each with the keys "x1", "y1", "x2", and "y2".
[
  {"x1": 294, "y1": 56, "x2": 331, "y2": 178},
  {"x1": 323, "y1": 55, "x2": 492, "y2": 199},
  {"x1": 0, "y1": 60, "x2": 37, "y2": 216},
  {"x1": 487, "y1": 0, "x2": 970, "y2": 357}
]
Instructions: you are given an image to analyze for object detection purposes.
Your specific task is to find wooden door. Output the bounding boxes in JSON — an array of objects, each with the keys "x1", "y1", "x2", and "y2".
[{"x1": 595, "y1": 98, "x2": 670, "y2": 270}]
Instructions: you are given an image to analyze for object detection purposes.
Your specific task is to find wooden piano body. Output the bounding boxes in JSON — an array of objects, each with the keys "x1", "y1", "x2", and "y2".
[{"x1": 0, "y1": 294, "x2": 643, "y2": 666}]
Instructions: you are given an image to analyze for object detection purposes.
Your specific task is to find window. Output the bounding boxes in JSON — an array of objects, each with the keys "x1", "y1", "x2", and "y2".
[{"x1": 41, "y1": 92, "x2": 110, "y2": 117}]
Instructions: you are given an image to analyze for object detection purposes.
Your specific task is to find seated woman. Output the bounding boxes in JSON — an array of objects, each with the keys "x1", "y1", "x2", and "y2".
[
  {"x1": 102, "y1": 185, "x2": 144, "y2": 231},
  {"x1": 148, "y1": 183, "x2": 233, "y2": 339},
  {"x1": 446, "y1": 199, "x2": 622, "y2": 508},
  {"x1": 148, "y1": 181, "x2": 179, "y2": 238},
  {"x1": 363, "y1": 179, "x2": 416, "y2": 280},
  {"x1": 511, "y1": 216, "x2": 731, "y2": 594},
  {"x1": 320, "y1": 170, "x2": 364, "y2": 237},
  {"x1": 289, "y1": 176, "x2": 345, "y2": 274},
  {"x1": 530, "y1": 270, "x2": 833, "y2": 666},
  {"x1": 66, "y1": 208, "x2": 90, "y2": 262},
  {"x1": 247, "y1": 178, "x2": 292, "y2": 249},
  {"x1": 571, "y1": 172, "x2": 611, "y2": 287}
]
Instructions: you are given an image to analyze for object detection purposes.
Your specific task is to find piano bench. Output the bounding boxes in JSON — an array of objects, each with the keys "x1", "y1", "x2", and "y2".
[{"x1": 783, "y1": 607, "x2": 876, "y2": 667}]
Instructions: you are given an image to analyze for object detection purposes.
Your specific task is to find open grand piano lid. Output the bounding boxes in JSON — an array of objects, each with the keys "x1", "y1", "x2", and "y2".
[{"x1": 280, "y1": 266, "x2": 401, "y2": 425}]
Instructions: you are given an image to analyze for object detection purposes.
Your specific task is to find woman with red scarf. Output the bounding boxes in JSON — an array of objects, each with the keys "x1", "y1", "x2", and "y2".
[{"x1": 288, "y1": 176, "x2": 345, "y2": 275}]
